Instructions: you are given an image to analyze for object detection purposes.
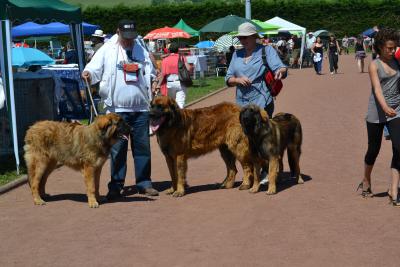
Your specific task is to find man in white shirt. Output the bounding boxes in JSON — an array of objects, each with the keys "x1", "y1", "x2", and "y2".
[
  {"x1": 304, "y1": 32, "x2": 316, "y2": 67},
  {"x1": 82, "y1": 19, "x2": 158, "y2": 199}
]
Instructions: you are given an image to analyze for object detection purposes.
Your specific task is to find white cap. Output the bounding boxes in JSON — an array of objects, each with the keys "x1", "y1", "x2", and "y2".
[
  {"x1": 92, "y1": 29, "x2": 106, "y2": 38},
  {"x1": 235, "y1": 22, "x2": 263, "y2": 38}
]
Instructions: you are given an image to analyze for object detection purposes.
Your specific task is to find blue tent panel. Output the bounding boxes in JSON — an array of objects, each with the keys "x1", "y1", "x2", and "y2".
[
  {"x1": 362, "y1": 28, "x2": 376, "y2": 37},
  {"x1": 195, "y1": 40, "x2": 214, "y2": 48},
  {"x1": 12, "y1": 21, "x2": 99, "y2": 37}
]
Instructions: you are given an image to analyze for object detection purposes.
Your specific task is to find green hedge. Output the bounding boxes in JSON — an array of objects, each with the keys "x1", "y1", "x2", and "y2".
[{"x1": 83, "y1": 0, "x2": 400, "y2": 37}]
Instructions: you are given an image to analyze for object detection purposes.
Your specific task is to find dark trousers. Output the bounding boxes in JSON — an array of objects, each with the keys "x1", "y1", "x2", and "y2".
[
  {"x1": 328, "y1": 52, "x2": 339, "y2": 72},
  {"x1": 313, "y1": 58, "x2": 322, "y2": 74},
  {"x1": 365, "y1": 118, "x2": 400, "y2": 170},
  {"x1": 108, "y1": 111, "x2": 152, "y2": 192}
]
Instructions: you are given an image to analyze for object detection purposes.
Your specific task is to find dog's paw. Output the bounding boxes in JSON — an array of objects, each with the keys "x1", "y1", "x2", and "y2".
[
  {"x1": 33, "y1": 198, "x2": 46, "y2": 206},
  {"x1": 165, "y1": 187, "x2": 175, "y2": 195},
  {"x1": 172, "y1": 191, "x2": 185, "y2": 197},
  {"x1": 297, "y1": 176, "x2": 304, "y2": 184},
  {"x1": 266, "y1": 188, "x2": 277, "y2": 195},
  {"x1": 88, "y1": 201, "x2": 99, "y2": 208},
  {"x1": 238, "y1": 184, "x2": 251, "y2": 190},
  {"x1": 249, "y1": 186, "x2": 260, "y2": 193}
]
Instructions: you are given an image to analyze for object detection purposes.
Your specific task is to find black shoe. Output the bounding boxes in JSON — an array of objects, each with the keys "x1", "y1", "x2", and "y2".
[
  {"x1": 138, "y1": 187, "x2": 159, "y2": 196},
  {"x1": 106, "y1": 189, "x2": 122, "y2": 201}
]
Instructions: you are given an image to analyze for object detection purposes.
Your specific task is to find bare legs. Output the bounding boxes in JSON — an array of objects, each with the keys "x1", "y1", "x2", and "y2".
[{"x1": 357, "y1": 58, "x2": 365, "y2": 73}]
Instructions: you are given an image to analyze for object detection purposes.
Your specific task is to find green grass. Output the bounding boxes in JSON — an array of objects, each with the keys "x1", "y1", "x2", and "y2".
[
  {"x1": 0, "y1": 156, "x2": 26, "y2": 186},
  {"x1": 186, "y1": 76, "x2": 226, "y2": 104},
  {"x1": 0, "y1": 76, "x2": 225, "y2": 187}
]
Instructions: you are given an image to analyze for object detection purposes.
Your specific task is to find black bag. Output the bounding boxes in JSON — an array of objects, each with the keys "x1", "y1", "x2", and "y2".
[{"x1": 178, "y1": 54, "x2": 193, "y2": 87}]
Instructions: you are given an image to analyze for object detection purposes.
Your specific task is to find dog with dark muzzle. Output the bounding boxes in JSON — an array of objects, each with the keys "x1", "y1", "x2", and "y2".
[
  {"x1": 240, "y1": 104, "x2": 303, "y2": 195},
  {"x1": 149, "y1": 96, "x2": 255, "y2": 197}
]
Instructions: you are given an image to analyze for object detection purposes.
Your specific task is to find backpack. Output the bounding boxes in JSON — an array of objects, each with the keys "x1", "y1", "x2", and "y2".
[{"x1": 261, "y1": 47, "x2": 283, "y2": 97}]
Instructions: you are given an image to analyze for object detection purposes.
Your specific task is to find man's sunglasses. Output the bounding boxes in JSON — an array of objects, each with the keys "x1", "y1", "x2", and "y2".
[{"x1": 238, "y1": 36, "x2": 249, "y2": 40}]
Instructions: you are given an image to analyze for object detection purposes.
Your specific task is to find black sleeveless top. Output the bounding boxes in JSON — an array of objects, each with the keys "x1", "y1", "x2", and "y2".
[
  {"x1": 355, "y1": 42, "x2": 364, "y2": 52},
  {"x1": 328, "y1": 42, "x2": 338, "y2": 53},
  {"x1": 314, "y1": 45, "x2": 323, "y2": 55}
]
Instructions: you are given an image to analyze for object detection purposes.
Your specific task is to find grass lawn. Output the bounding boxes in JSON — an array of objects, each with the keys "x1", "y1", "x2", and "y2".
[
  {"x1": 186, "y1": 76, "x2": 226, "y2": 104},
  {"x1": 0, "y1": 156, "x2": 26, "y2": 186},
  {"x1": 0, "y1": 76, "x2": 226, "y2": 187}
]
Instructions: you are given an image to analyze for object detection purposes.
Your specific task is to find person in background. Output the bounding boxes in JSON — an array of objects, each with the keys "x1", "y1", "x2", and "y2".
[
  {"x1": 155, "y1": 42, "x2": 192, "y2": 108},
  {"x1": 226, "y1": 45, "x2": 235, "y2": 66},
  {"x1": 90, "y1": 30, "x2": 106, "y2": 56},
  {"x1": 311, "y1": 36, "x2": 324, "y2": 75},
  {"x1": 304, "y1": 32, "x2": 316, "y2": 67},
  {"x1": 359, "y1": 28, "x2": 400, "y2": 206},
  {"x1": 327, "y1": 35, "x2": 341, "y2": 74},
  {"x1": 291, "y1": 35, "x2": 301, "y2": 68},
  {"x1": 225, "y1": 22, "x2": 287, "y2": 185},
  {"x1": 82, "y1": 19, "x2": 159, "y2": 200},
  {"x1": 355, "y1": 35, "x2": 367, "y2": 73},
  {"x1": 64, "y1": 41, "x2": 78, "y2": 64},
  {"x1": 342, "y1": 35, "x2": 349, "y2": 55}
]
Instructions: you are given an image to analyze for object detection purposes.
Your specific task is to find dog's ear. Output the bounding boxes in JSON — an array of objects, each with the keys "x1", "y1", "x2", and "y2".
[
  {"x1": 96, "y1": 114, "x2": 118, "y2": 139},
  {"x1": 167, "y1": 97, "x2": 182, "y2": 127}
]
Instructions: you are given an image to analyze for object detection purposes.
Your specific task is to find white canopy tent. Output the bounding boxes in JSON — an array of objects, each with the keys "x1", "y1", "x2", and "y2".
[{"x1": 265, "y1": 16, "x2": 306, "y2": 68}]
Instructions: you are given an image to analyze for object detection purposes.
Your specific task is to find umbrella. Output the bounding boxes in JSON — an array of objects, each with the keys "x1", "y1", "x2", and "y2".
[
  {"x1": 12, "y1": 47, "x2": 54, "y2": 67},
  {"x1": 277, "y1": 30, "x2": 291, "y2": 38},
  {"x1": 313, "y1": 29, "x2": 330, "y2": 37},
  {"x1": 143, "y1": 27, "x2": 191, "y2": 40},
  {"x1": 200, "y1": 14, "x2": 262, "y2": 33},
  {"x1": 214, "y1": 34, "x2": 240, "y2": 52},
  {"x1": 195, "y1": 40, "x2": 214, "y2": 48}
]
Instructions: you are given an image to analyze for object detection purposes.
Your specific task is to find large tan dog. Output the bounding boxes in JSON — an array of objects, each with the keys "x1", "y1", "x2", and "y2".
[
  {"x1": 149, "y1": 96, "x2": 254, "y2": 197},
  {"x1": 24, "y1": 113, "x2": 130, "y2": 208},
  {"x1": 240, "y1": 104, "x2": 303, "y2": 195}
]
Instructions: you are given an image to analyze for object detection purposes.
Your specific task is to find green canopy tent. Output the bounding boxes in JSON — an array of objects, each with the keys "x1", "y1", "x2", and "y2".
[
  {"x1": 173, "y1": 19, "x2": 199, "y2": 38},
  {"x1": 251, "y1": 20, "x2": 280, "y2": 32},
  {"x1": 0, "y1": 0, "x2": 86, "y2": 172}
]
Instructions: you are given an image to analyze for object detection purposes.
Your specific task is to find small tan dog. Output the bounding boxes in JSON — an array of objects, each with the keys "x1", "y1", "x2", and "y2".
[{"x1": 24, "y1": 113, "x2": 130, "y2": 208}]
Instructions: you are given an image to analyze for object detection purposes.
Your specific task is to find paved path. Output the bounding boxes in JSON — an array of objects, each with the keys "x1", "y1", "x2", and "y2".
[{"x1": 1, "y1": 55, "x2": 399, "y2": 266}]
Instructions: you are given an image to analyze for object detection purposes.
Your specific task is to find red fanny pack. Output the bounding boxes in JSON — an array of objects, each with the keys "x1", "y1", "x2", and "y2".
[{"x1": 261, "y1": 47, "x2": 283, "y2": 97}]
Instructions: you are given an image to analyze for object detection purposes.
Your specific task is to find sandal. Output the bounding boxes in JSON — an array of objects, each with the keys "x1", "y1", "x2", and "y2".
[
  {"x1": 392, "y1": 199, "x2": 400, "y2": 207},
  {"x1": 356, "y1": 182, "x2": 374, "y2": 198}
]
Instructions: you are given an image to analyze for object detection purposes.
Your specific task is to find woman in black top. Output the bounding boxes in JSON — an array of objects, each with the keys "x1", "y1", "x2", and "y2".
[
  {"x1": 327, "y1": 35, "x2": 341, "y2": 74},
  {"x1": 355, "y1": 35, "x2": 367, "y2": 72},
  {"x1": 311, "y1": 36, "x2": 324, "y2": 75}
]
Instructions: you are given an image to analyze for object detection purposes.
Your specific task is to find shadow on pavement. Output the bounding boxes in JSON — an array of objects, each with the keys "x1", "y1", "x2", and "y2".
[
  {"x1": 259, "y1": 172, "x2": 312, "y2": 193},
  {"x1": 45, "y1": 193, "x2": 154, "y2": 204}
]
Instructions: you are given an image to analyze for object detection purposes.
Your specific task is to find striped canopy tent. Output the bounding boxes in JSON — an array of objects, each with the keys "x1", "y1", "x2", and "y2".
[{"x1": 0, "y1": 0, "x2": 85, "y2": 172}]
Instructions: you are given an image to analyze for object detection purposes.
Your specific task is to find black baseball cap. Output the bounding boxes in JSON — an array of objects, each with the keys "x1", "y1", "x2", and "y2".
[{"x1": 118, "y1": 19, "x2": 137, "y2": 39}]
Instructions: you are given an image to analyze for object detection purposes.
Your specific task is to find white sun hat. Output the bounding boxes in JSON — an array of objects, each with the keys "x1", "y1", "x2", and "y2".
[
  {"x1": 235, "y1": 22, "x2": 263, "y2": 38},
  {"x1": 92, "y1": 29, "x2": 106, "y2": 38}
]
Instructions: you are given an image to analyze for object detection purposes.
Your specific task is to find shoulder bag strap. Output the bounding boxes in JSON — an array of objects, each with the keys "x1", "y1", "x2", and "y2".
[{"x1": 261, "y1": 46, "x2": 271, "y2": 72}]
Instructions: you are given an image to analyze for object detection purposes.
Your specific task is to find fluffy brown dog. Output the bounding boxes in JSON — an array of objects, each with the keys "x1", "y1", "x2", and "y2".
[
  {"x1": 24, "y1": 113, "x2": 130, "y2": 208},
  {"x1": 240, "y1": 104, "x2": 303, "y2": 195},
  {"x1": 149, "y1": 96, "x2": 254, "y2": 197}
]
